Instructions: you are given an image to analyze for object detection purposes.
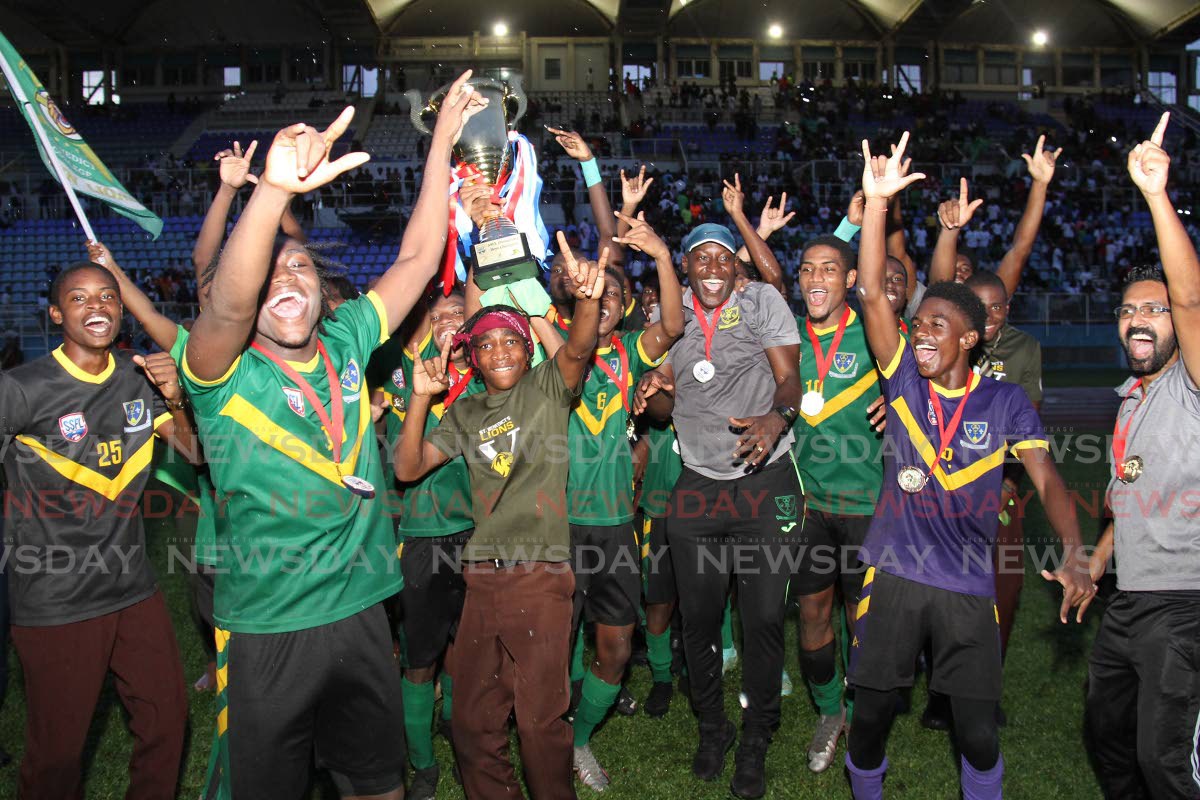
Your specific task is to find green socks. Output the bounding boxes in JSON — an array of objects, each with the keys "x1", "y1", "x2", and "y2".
[
  {"x1": 440, "y1": 673, "x2": 453, "y2": 721},
  {"x1": 573, "y1": 670, "x2": 621, "y2": 747},
  {"x1": 401, "y1": 677, "x2": 436, "y2": 770},
  {"x1": 721, "y1": 598, "x2": 734, "y2": 651},
  {"x1": 646, "y1": 629, "x2": 673, "y2": 684},
  {"x1": 570, "y1": 627, "x2": 586, "y2": 683}
]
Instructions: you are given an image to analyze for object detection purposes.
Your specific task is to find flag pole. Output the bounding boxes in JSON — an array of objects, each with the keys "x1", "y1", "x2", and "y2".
[{"x1": 0, "y1": 58, "x2": 96, "y2": 242}]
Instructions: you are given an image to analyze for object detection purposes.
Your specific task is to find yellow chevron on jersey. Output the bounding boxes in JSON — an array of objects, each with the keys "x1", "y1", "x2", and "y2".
[
  {"x1": 890, "y1": 397, "x2": 1011, "y2": 491},
  {"x1": 16, "y1": 434, "x2": 158, "y2": 501},
  {"x1": 572, "y1": 381, "x2": 630, "y2": 435},
  {"x1": 800, "y1": 369, "x2": 878, "y2": 426},
  {"x1": 217, "y1": 392, "x2": 370, "y2": 487}
]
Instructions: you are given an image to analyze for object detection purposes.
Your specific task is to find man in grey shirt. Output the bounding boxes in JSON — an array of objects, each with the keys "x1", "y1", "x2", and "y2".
[
  {"x1": 1087, "y1": 116, "x2": 1200, "y2": 800},
  {"x1": 635, "y1": 223, "x2": 806, "y2": 799}
]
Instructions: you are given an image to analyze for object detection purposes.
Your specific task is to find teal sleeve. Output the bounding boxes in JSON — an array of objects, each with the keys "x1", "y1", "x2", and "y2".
[{"x1": 833, "y1": 216, "x2": 861, "y2": 243}]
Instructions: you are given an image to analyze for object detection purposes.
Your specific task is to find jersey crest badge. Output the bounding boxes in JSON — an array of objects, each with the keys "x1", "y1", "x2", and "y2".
[
  {"x1": 964, "y1": 421, "x2": 989, "y2": 445},
  {"x1": 774, "y1": 494, "x2": 797, "y2": 521},
  {"x1": 833, "y1": 352, "x2": 856, "y2": 373},
  {"x1": 391, "y1": 368, "x2": 405, "y2": 389},
  {"x1": 718, "y1": 306, "x2": 741, "y2": 330},
  {"x1": 123, "y1": 400, "x2": 146, "y2": 427},
  {"x1": 283, "y1": 387, "x2": 306, "y2": 416},
  {"x1": 340, "y1": 359, "x2": 361, "y2": 392},
  {"x1": 391, "y1": 394, "x2": 406, "y2": 411},
  {"x1": 58, "y1": 412, "x2": 88, "y2": 442}
]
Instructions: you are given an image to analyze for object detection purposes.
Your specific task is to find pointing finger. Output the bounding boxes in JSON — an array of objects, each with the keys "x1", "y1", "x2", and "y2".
[{"x1": 1151, "y1": 112, "x2": 1169, "y2": 147}]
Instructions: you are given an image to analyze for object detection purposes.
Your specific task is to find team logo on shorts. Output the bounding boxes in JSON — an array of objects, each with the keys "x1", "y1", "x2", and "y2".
[
  {"x1": 775, "y1": 494, "x2": 797, "y2": 520},
  {"x1": 58, "y1": 412, "x2": 88, "y2": 442},
  {"x1": 391, "y1": 368, "x2": 405, "y2": 389},
  {"x1": 718, "y1": 307, "x2": 741, "y2": 330},
  {"x1": 283, "y1": 387, "x2": 306, "y2": 416}
]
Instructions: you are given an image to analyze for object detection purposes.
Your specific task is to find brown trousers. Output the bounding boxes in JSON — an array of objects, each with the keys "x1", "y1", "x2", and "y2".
[
  {"x1": 11, "y1": 591, "x2": 187, "y2": 800},
  {"x1": 450, "y1": 562, "x2": 577, "y2": 800}
]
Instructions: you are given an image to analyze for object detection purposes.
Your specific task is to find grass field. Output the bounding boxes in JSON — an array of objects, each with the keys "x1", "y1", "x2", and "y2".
[{"x1": 0, "y1": 430, "x2": 1116, "y2": 799}]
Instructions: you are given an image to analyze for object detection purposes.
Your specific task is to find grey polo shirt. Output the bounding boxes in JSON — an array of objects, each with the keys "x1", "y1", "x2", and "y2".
[
  {"x1": 1107, "y1": 357, "x2": 1200, "y2": 591},
  {"x1": 667, "y1": 282, "x2": 801, "y2": 479}
]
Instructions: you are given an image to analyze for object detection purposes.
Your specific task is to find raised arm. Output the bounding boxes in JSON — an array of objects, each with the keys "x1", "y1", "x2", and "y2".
[
  {"x1": 858, "y1": 133, "x2": 926, "y2": 362},
  {"x1": 87, "y1": 241, "x2": 179, "y2": 352},
  {"x1": 554, "y1": 235, "x2": 606, "y2": 390},
  {"x1": 617, "y1": 166, "x2": 655, "y2": 238},
  {"x1": 929, "y1": 178, "x2": 984, "y2": 285},
  {"x1": 393, "y1": 339, "x2": 452, "y2": 482},
  {"x1": 1130, "y1": 112, "x2": 1200, "y2": 384},
  {"x1": 723, "y1": 174, "x2": 785, "y2": 295},
  {"x1": 995, "y1": 135, "x2": 1061, "y2": 296},
  {"x1": 186, "y1": 108, "x2": 370, "y2": 381},
  {"x1": 192, "y1": 141, "x2": 258, "y2": 277},
  {"x1": 884, "y1": 169, "x2": 919, "y2": 300},
  {"x1": 612, "y1": 211, "x2": 684, "y2": 359},
  {"x1": 373, "y1": 71, "x2": 488, "y2": 332},
  {"x1": 547, "y1": 127, "x2": 622, "y2": 265}
]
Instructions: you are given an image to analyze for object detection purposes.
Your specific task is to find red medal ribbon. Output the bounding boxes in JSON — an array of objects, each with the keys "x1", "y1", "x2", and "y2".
[
  {"x1": 444, "y1": 362, "x2": 474, "y2": 408},
  {"x1": 592, "y1": 338, "x2": 630, "y2": 413},
  {"x1": 925, "y1": 377, "x2": 974, "y2": 478},
  {"x1": 691, "y1": 294, "x2": 729, "y2": 362},
  {"x1": 1111, "y1": 378, "x2": 1144, "y2": 467},
  {"x1": 804, "y1": 306, "x2": 852, "y2": 392},
  {"x1": 251, "y1": 340, "x2": 346, "y2": 467}
]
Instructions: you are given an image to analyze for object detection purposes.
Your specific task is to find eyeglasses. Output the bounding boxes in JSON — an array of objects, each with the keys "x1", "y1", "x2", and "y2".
[{"x1": 1113, "y1": 303, "x2": 1171, "y2": 320}]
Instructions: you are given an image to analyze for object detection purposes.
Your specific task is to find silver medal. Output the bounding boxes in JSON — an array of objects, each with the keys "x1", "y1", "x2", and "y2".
[
  {"x1": 800, "y1": 390, "x2": 825, "y2": 417},
  {"x1": 693, "y1": 359, "x2": 715, "y2": 383},
  {"x1": 342, "y1": 474, "x2": 376, "y2": 497},
  {"x1": 896, "y1": 465, "x2": 927, "y2": 494}
]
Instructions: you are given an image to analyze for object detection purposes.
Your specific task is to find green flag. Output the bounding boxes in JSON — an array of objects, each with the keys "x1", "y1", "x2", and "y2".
[{"x1": 0, "y1": 30, "x2": 162, "y2": 238}]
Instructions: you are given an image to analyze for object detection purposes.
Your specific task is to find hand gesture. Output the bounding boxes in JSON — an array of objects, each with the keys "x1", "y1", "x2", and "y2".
[
  {"x1": 846, "y1": 190, "x2": 866, "y2": 227},
  {"x1": 729, "y1": 411, "x2": 786, "y2": 470},
  {"x1": 371, "y1": 395, "x2": 390, "y2": 424},
  {"x1": 621, "y1": 165, "x2": 655, "y2": 208},
  {"x1": 86, "y1": 240, "x2": 115, "y2": 268},
  {"x1": 632, "y1": 370, "x2": 673, "y2": 415},
  {"x1": 865, "y1": 394, "x2": 886, "y2": 433},
  {"x1": 546, "y1": 126, "x2": 593, "y2": 162},
  {"x1": 134, "y1": 352, "x2": 185, "y2": 407},
  {"x1": 1022, "y1": 134, "x2": 1062, "y2": 185},
  {"x1": 1128, "y1": 112, "x2": 1171, "y2": 198},
  {"x1": 1042, "y1": 548, "x2": 1098, "y2": 624},
  {"x1": 861, "y1": 132, "x2": 926, "y2": 201},
  {"x1": 612, "y1": 211, "x2": 670, "y2": 261},
  {"x1": 460, "y1": 179, "x2": 500, "y2": 228},
  {"x1": 756, "y1": 194, "x2": 796, "y2": 238},
  {"x1": 937, "y1": 178, "x2": 984, "y2": 231},
  {"x1": 433, "y1": 70, "x2": 489, "y2": 146},
  {"x1": 261, "y1": 106, "x2": 370, "y2": 193},
  {"x1": 412, "y1": 339, "x2": 452, "y2": 398},
  {"x1": 721, "y1": 173, "x2": 745, "y2": 218},
  {"x1": 555, "y1": 231, "x2": 605, "y2": 301},
  {"x1": 215, "y1": 140, "x2": 259, "y2": 189}
]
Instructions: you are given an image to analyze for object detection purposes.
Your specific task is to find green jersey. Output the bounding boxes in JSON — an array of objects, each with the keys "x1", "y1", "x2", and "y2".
[
  {"x1": 637, "y1": 420, "x2": 683, "y2": 519},
  {"x1": 792, "y1": 308, "x2": 883, "y2": 516},
  {"x1": 155, "y1": 325, "x2": 219, "y2": 566},
  {"x1": 383, "y1": 334, "x2": 482, "y2": 538},
  {"x1": 180, "y1": 292, "x2": 401, "y2": 634},
  {"x1": 567, "y1": 330, "x2": 664, "y2": 525}
]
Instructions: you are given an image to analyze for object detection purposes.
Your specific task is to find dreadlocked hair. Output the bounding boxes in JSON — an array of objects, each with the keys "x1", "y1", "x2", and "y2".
[{"x1": 202, "y1": 237, "x2": 351, "y2": 335}]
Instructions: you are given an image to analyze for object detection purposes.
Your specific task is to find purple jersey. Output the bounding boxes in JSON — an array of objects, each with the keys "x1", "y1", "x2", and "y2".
[{"x1": 863, "y1": 341, "x2": 1048, "y2": 596}]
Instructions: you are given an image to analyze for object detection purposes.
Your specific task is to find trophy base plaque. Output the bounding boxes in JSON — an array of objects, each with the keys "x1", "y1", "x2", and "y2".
[{"x1": 472, "y1": 215, "x2": 542, "y2": 289}]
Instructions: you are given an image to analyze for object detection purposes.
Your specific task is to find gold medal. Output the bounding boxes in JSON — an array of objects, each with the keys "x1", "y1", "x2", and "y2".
[{"x1": 1118, "y1": 455, "x2": 1143, "y2": 484}]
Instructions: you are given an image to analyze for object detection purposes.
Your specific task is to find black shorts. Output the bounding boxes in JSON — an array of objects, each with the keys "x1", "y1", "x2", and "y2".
[
  {"x1": 399, "y1": 530, "x2": 472, "y2": 670},
  {"x1": 571, "y1": 523, "x2": 641, "y2": 627},
  {"x1": 850, "y1": 568, "x2": 1001, "y2": 701},
  {"x1": 794, "y1": 509, "x2": 873, "y2": 603},
  {"x1": 225, "y1": 604, "x2": 406, "y2": 797},
  {"x1": 640, "y1": 514, "x2": 676, "y2": 605}
]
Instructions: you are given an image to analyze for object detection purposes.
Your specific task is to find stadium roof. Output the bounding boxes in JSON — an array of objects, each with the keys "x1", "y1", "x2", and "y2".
[{"x1": 0, "y1": 0, "x2": 1197, "y2": 49}]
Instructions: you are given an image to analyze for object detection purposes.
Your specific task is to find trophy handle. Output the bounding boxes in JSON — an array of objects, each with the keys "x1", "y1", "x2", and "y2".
[
  {"x1": 506, "y1": 76, "x2": 528, "y2": 128},
  {"x1": 404, "y1": 89, "x2": 434, "y2": 136}
]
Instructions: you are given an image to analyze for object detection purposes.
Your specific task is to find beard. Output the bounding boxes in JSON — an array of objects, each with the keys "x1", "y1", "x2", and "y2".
[{"x1": 1122, "y1": 325, "x2": 1177, "y2": 377}]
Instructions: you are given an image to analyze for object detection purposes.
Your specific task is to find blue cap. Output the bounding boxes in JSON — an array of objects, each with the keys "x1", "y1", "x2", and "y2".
[{"x1": 681, "y1": 223, "x2": 736, "y2": 254}]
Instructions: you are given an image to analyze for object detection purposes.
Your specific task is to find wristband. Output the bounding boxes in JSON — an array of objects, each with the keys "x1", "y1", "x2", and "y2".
[
  {"x1": 580, "y1": 158, "x2": 602, "y2": 188},
  {"x1": 833, "y1": 216, "x2": 861, "y2": 243}
]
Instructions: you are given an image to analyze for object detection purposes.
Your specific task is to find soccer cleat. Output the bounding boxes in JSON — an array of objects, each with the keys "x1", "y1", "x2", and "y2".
[
  {"x1": 722, "y1": 646, "x2": 739, "y2": 675},
  {"x1": 730, "y1": 732, "x2": 771, "y2": 799},
  {"x1": 409, "y1": 764, "x2": 440, "y2": 800},
  {"x1": 615, "y1": 685, "x2": 638, "y2": 716},
  {"x1": 692, "y1": 719, "x2": 737, "y2": 780},
  {"x1": 644, "y1": 681, "x2": 674, "y2": 718},
  {"x1": 574, "y1": 744, "x2": 611, "y2": 792},
  {"x1": 806, "y1": 707, "x2": 846, "y2": 773},
  {"x1": 780, "y1": 669, "x2": 793, "y2": 697}
]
